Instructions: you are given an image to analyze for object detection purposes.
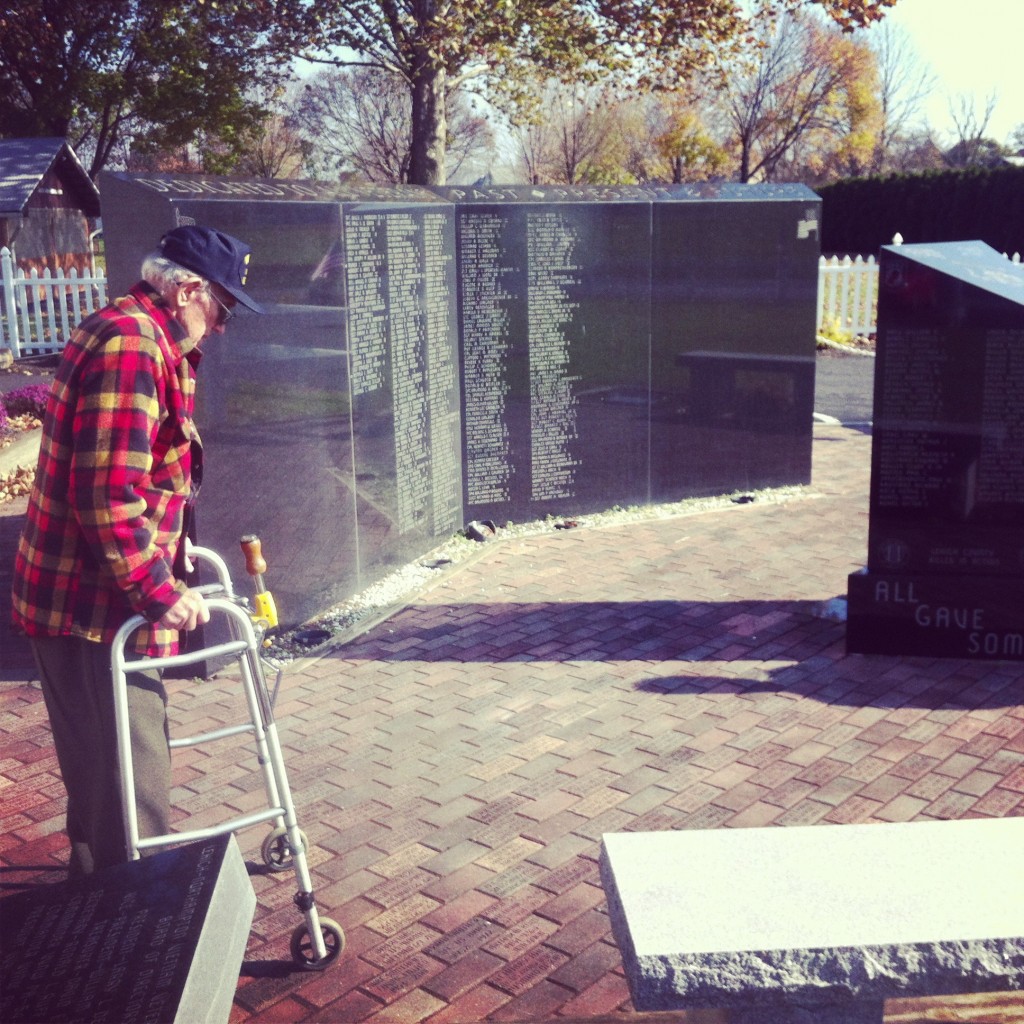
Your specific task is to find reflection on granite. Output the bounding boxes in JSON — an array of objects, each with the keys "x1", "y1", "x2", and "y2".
[{"x1": 100, "y1": 173, "x2": 820, "y2": 628}]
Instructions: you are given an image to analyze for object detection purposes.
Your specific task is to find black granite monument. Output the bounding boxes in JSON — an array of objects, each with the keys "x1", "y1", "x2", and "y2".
[
  {"x1": 99, "y1": 173, "x2": 820, "y2": 630},
  {"x1": 0, "y1": 835, "x2": 255, "y2": 1024},
  {"x1": 847, "y1": 240, "x2": 1024, "y2": 659}
]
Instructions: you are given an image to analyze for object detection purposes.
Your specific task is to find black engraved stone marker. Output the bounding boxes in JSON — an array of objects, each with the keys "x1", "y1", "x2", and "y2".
[
  {"x1": 0, "y1": 835, "x2": 255, "y2": 1024},
  {"x1": 847, "y1": 240, "x2": 1024, "y2": 658}
]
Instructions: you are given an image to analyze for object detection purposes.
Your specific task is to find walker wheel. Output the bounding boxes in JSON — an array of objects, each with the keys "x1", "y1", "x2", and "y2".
[
  {"x1": 261, "y1": 826, "x2": 308, "y2": 872},
  {"x1": 290, "y1": 917, "x2": 344, "y2": 970}
]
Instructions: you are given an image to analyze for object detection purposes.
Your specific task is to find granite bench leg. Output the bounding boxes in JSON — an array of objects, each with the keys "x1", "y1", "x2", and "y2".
[{"x1": 600, "y1": 818, "x2": 1024, "y2": 1022}]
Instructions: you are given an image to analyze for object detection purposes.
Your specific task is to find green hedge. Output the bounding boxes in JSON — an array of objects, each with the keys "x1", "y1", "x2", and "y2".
[{"x1": 818, "y1": 165, "x2": 1024, "y2": 257}]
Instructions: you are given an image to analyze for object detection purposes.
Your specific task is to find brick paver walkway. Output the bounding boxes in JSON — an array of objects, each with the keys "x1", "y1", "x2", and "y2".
[{"x1": 2, "y1": 422, "x2": 1023, "y2": 1022}]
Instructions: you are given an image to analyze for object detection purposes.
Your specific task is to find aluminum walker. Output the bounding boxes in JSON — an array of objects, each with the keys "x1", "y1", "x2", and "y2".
[{"x1": 111, "y1": 537, "x2": 343, "y2": 970}]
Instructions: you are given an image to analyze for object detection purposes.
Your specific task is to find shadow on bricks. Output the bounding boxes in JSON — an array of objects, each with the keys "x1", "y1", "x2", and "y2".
[{"x1": 330, "y1": 598, "x2": 1022, "y2": 712}]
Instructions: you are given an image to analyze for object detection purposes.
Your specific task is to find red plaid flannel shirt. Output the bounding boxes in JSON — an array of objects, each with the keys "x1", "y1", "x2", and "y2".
[{"x1": 12, "y1": 283, "x2": 202, "y2": 657}]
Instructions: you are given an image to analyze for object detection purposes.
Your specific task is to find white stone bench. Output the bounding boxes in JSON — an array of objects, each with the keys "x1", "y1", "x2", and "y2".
[{"x1": 600, "y1": 818, "x2": 1024, "y2": 1024}]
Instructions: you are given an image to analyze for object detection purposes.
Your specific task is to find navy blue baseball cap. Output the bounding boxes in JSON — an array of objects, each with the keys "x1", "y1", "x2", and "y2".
[{"x1": 159, "y1": 225, "x2": 265, "y2": 313}]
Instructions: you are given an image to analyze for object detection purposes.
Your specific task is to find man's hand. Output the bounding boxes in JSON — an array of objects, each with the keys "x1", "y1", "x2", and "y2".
[{"x1": 157, "y1": 588, "x2": 211, "y2": 631}]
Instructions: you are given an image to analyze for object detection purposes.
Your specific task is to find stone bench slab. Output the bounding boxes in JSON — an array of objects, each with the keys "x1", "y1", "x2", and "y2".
[{"x1": 600, "y1": 818, "x2": 1024, "y2": 1024}]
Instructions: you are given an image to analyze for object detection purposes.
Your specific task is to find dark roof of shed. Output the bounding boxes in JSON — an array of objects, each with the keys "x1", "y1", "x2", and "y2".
[{"x1": 0, "y1": 137, "x2": 100, "y2": 216}]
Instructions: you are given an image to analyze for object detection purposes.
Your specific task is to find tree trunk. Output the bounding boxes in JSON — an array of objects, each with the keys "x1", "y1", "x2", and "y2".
[
  {"x1": 408, "y1": 59, "x2": 447, "y2": 185},
  {"x1": 739, "y1": 134, "x2": 752, "y2": 183}
]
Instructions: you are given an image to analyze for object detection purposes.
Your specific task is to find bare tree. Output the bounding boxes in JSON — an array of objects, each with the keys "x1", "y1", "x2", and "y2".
[
  {"x1": 945, "y1": 92, "x2": 1004, "y2": 167},
  {"x1": 515, "y1": 114, "x2": 558, "y2": 185},
  {"x1": 510, "y1": 80, "x2": 641, "y2": 184},
  {"x1": 233, "y1": 84, "x2": 313, "y2": 179},
  {"x1": 295, "y1": 67, "x2": 493, "y2": 184},
  {"x1": 866, "y1": 19, "x2": 937, "y2": 174}
]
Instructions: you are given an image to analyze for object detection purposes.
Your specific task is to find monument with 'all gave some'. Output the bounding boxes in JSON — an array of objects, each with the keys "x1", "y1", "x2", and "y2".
[{"x1": 847, "y1": 240, "x2": 1024, "y2": 659}]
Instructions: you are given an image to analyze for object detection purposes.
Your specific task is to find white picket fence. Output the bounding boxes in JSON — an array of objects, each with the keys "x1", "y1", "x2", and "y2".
[
  {"x1": 816, "y1": 254, "x2": 879, "y2": 340},
  {"x1": 817, "y1": 243, "x2": 1023, "y2": 342},
  {"x1": 0, "y1": 246, "x2": 107, "y2": 358}
]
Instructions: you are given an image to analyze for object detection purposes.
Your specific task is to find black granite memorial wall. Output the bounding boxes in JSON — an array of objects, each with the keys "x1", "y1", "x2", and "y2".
[
  {"x1": 99, "y1": 173, "x2": 820, "y2": 629},
  {"x1": 100, "y1": 174, "x2": 461, "y2": 628},
  {"x1": 649, "y1": 184, "x2": 819, "y2": 500},
  {"x1": 847, "y1": 240, "x2": 1024, "y2": 659}
]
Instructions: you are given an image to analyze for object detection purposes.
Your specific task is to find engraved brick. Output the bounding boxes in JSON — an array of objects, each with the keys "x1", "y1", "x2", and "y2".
[
  {"x1": 488, "y1": 944, "x2": 569, "y2": 995},
  {"x1": 795, "y1": 757, "x2": 848, "y2": 786},
  {"x1": 764, "y1": 777, "x2": 817, "y2": 809},
  {"x1": 569, "y1": 786, "x2": 628, "y2": 819},
  {"x1": 422, "y1": 948, "x2": 505, "y2": 1002},
  {"x1": 474, "y1": 836, "x2": 542, "y2": 872},
  {"x1": 483, "y1": 914, "x2": 559, "y2": 960},
  {"x1": 906, "y1": 772, "x2": 956, "y2": 802},
  {"x1": 825, "y1": 795, "x2": 884, "y2": 825},
  {"x1": 972, "y1": 786, "x2": 1024, "y2": 816},
  {"x1": 469, "y1": 754, "x2": 527, "y2": 781},
  {"x1": 925, "y1": 789, "x2": 978, "y2": 818},
  {"x1": 361, "y1": 952, "x2": 443, "y2": 1003},
  {"x1": 476, "y1": 861, "x2": 547, "y2": 899},
  {"x1": 953, "y1": 770, "x2": 1002, "y2": 797},
  {"x1": 484, "y1": 884, "x2": 551, "y2": 928},
  {"x1": 424, "y1": 916, "x2": 503, "y2": 964},
  {"x1": 368, "y1": 842, "x2": 436, "y2": 879},
  {"x1": 844, "y1": 755, "x2": 895, "y2": 783},
  {"x1": 682, "y1": 804, "x2": 734, "y2": 829},
  {"x1": 775, "y1": 798, "x2": 831, "y2": 826},
  {"x1": 364, "y1": 922, "x2": 443, "y2": 970},
  {"x1": 469, "y1": 795, "x2": 525, "y2": 825},
  {"x1": 532, "y1": 855, "x2": 597, "y2": 896},
  {"x1": 367, "y1": 893, "x2": 441, "y2": 937},
  {"x1": 364, "y1": 868, "x2": 434, "y2": 909},
  {"x1": 548, "y1": 936, "x2": 622, "y2": 992}
]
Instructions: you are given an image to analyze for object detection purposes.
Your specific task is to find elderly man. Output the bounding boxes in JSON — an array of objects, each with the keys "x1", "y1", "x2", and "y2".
[{"x1": 12, "y1": 224, "x2": 264, "y2": 875}]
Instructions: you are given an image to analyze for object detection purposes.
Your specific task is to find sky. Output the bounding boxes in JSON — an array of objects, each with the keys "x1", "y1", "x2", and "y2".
[{"x1": 872, "y1": 0, "x2": 1024, "y2": 146}]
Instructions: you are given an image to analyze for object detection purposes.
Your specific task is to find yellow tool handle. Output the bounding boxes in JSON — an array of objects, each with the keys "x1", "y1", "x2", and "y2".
[{"x1": 254, "y1": 591, "x2": 279, "y2": 631}]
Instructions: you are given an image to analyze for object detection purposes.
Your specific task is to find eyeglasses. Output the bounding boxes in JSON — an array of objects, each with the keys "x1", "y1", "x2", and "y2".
[{"x1": 206, "y1": 287, "x2": 235, "y2": 325}]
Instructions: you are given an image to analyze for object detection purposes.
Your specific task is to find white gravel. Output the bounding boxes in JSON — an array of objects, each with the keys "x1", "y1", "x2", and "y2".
[{"x1": 265, "y1": 482, "x2": 812, "y2": 663}]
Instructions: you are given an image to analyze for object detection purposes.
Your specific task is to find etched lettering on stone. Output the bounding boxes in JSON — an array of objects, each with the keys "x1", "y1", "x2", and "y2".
[
  {"x1": 978, "y1": 328, "x2": 1024, "y2": 504},
  {"x1": 874, "y1": 328, "x2": 955, "y2": 510},
  {"x1": 347, "y1": 209, "x2": 459, "y2": 536},
  {"x1": 527, "y1": 209, "x2": 581, "y2": 501},
  {"x1": 460, "y1": 212, "x2": 516, "y2": 503},
  {"x1": 3, "y1": 841, "x2": 222, "y2": 1023},
  {"x1": 347, "y1": 214, "x2": 388, "y2": 396}
]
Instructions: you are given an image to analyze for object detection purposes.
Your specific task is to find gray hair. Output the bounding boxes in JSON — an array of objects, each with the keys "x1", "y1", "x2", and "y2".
[{"x1": 141, "y1": 252, "x2": 206, "y2": 297}]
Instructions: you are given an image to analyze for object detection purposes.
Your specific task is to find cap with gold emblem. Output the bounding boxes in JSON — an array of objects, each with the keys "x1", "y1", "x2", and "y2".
[{"x1": 159, "y1": 225, "x2": 264, "y2": 313}]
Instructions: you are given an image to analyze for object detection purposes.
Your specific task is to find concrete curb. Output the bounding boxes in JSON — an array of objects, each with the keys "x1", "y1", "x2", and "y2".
[{"x1": 0, "y1": 428, "x2": 40, "y2": 478}]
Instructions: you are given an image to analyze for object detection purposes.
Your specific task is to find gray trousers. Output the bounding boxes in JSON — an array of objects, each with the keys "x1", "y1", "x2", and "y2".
[{"x1": 31, "y1": 635, "x2": 171, "y2": 876}]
